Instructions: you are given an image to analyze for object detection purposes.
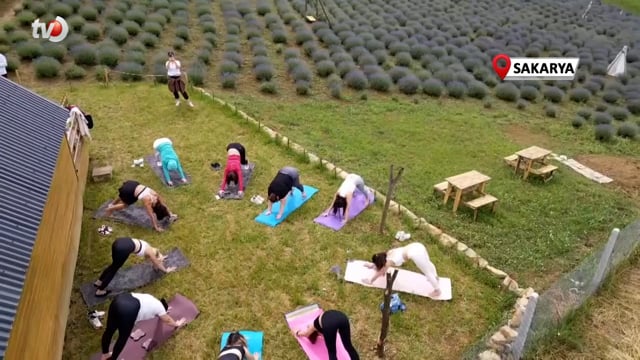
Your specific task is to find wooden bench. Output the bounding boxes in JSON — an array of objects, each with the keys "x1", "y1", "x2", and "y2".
[
  {"x1": 92, "y1": 165, "x2": 113, "y2": 182},
  {"x1": 504, "y1": 154, "x2": 518, "y2": 167},
  {"x1": 433, "y1": 181, "x2": 449, "y2": 195},
  {"x1": 464, "y1": 194, "x2": 498, "y2": 221},
  {"x1": 530, "y1": 164, "x2": 558, "y2": 182}
]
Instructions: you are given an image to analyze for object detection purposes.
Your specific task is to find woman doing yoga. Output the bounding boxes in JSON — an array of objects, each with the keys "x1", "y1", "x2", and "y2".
[
  {"x1": 93, "y1": 237, "x2": 176, "y2": 297},
  {"x1": 219, "y1": 143, "x2": 249, "y2": 195},
  {"x1": 106, "y1": 180, "x2": 177, "y2": 232},
  {"x1": 153, "y1": 137, "x2": 187, "y2": 186},
  {"x1": 322, "y1": 173, "x2": 370, "y2": 224},
  {"x1": 266, "y1": 166, "x2": 307, "y2": 220},
  {"x1": 218, "y1": 332, "x2": 260, "y2": 360},
  {"x1": 295, "y1": 310, "x2": 360, "y2": 360},
  {"x1": 365, "y1": 242, "x2": 441, "y2": 297},
  {"x1": 100, "y1": 292, "x2": 186, "y2": 360}
]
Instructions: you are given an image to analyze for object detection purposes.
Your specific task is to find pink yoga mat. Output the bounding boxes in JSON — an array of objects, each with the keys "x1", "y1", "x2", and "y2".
[
  {"x1": 90, "y1": 294, "x2": 200, "y2": 360},
  {"x1": 314, "y1": 190, "x2": 374, "y2": 231},
  {"x1": 285, "y1": 304, "x2": 351, "y2": 360}
]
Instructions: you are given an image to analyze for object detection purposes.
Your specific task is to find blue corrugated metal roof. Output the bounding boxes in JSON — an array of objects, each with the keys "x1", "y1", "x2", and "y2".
[{"x1": 0, "y1": 77, "x2": 70, "y2": 357}]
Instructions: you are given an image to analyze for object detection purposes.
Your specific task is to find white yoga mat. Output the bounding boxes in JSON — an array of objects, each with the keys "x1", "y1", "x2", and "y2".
[
  {"x1": 344, "y1": 260, "x2": 452, "y2": 300},
  {"x1": 550, "y1": 154, "x2": 613, "y2": 184}
]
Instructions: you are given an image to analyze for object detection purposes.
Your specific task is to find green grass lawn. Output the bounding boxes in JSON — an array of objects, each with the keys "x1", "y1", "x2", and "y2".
[
  {"x1": 604, "y1": 0, "x2": 640, "y2": 14},
  {"x1": 220, "y1": 91, "x2": 640, "y2": 289},
  {"x1": 34, "y1": 83, "x2": 511, "y2": 360}
]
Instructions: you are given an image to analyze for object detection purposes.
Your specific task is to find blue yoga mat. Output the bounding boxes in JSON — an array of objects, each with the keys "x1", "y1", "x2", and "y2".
[
  {"x1": 255, "y1": 185, "x2": 319, "y2": 227},
  {"x1": 220, "y1": 330, "x2": 264, "y2": 358}
]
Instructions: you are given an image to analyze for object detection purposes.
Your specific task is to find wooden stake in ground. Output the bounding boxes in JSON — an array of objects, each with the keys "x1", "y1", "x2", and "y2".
[
  {"x1": 377, "y1": 269, "x2": 399, "y2": 358},
  {"x1": 379, "y1": 165, "x2": 404, "y2": 234}
]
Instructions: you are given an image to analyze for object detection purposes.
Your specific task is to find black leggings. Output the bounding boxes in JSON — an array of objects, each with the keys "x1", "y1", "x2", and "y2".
[
  {"x1": 97, "y1": 238, "x2": 135, "y2": 290},
  {"x1": 170, "y1": 76, "x2": 189, "y2": 100},
  {"x1": 1, "y1": 74, "x2": 7, "y2": 78},
  {"x1": 226, "y1": 143, "x2": 248, "y2": 165},
  {"x1": 102, "y1": 293, "x2": 140, "y2": 359},
  {"x1": 316, "y1": 310, "x2": 360, "y2": 360}
]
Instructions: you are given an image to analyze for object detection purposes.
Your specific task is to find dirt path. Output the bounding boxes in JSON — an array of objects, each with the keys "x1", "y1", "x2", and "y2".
[{"x1": 0, "y1": 0, "x2": 21, "y2": 21}]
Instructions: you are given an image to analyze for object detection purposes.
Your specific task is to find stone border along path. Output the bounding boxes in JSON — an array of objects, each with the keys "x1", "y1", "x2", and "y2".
[{"x1": 193, "y1": 87, "x2": 535, "y2": 359}]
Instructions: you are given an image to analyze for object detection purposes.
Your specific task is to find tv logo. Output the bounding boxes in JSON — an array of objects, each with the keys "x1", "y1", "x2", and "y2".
[
  {"x1": 492, "y1": 54, "x2": 580, "y2": 81},
  {"x1": 32, "y1": 17, "x2": 69, "y2": 42}
]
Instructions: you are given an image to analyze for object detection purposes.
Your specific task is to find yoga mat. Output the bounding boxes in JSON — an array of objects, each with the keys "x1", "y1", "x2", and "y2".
[
  {"x1": 284, "y1": 304, "x2": 351, "y2": 360},
  {"x1": 144, "y1": 155, "x2": 192, "y2": 187},
  {"x1": 90, "y1": 293, "x2": 200, "y2": 360},
  {"x1": 344, "y1": 260, "x2": 452, "y2": 300},
  {"x1": 219, "y1": 162, "x2": 256, "y2": 200},
  {"x1": 219, "y1": 330, "x2": 264, "y2": 359},
  {"x1": 255, "y1": 185, "x2": 319, "y2": 227},
  {"x1": 314, "y1": 189, "x2": 375, "y2": 231},
  {"x1": 80, "y1": 248, "x2": 190, "y2": 308},
  {"x1": 93, "y1": 200, "x2": 172, "y2": 230}
]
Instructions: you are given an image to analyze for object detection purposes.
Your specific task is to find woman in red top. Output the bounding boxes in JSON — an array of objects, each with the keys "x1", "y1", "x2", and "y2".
[{"x1": 219, "y1": 143, "x2": 248, "y2": 195}]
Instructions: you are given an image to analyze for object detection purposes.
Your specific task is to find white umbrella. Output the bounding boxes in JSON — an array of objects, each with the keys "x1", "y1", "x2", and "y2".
[{"x1": 607, "y1": 46, "x2": 628, "y2": 77}]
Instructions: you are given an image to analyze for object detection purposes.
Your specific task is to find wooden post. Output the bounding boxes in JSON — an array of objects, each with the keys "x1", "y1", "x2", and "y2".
[
  {"x1": 15, "y1": 70, "x2": 22, "y2": 84},
  {"x1": 104, "y1": 68, "x2": 109, "y2": 85},
  {"x1": 379, "y1": 165, "x2": 404, "y2": 234},
  {"x1": 377, "y1": 269, "x2": 399, "y2": 358}
]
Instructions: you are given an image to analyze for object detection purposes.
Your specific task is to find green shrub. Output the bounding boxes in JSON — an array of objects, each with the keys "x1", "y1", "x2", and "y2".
[
  {"x1": 594, "y1": 124, "x2": 615, "y2": 141},
  {"x1": 42, "y1": 43, "x2": 67, "y2": 61},
  {"x1": 107, "y1": 27, "x2": 129, "y2": 45},
  {"x1": 545, "y1": 104, "x2": 557, "y2": 118},
  {"x1": 72, "y1": 44, "x2": 97, "y2": 65},
  {"x1": 143, "y1": 22, "x2": 163, "y2": 37},
  {"x1": 125, "y1": 40, "x2": 145, "y2": 53},
  {"x1": 295, "y1": 80, "x2": 311, "y2": 95},
  {"x1": 117, "y1": 62, "x2": 143, "y2": 81},
  {"x1": 30, "y1": 3, "x2": 47, "y2": 17},
  {"x1": 516, "y1": 99, "x2": 528, "y2": 110},
  {"x1": 446, "y1": 81, "x2": 467, "y2": 99},
  {"x1": 97, "y1": 46, "x2": 120, "y2": 67},
  {"x1": 173, "y1": 37, "x2": 186, "y2": 50},
  {"x1": 292, "y1": 67, "x2": 312, "y2": 82},
  {"x1": 609, "y1": 107, "x2": 629, "y2": 121},
  {"x1": 3, "y1": 22, "x2": 16, "y2": 32},
  {"x1": 140, "y1": 33, "x2": 159, "y2": 48},
  {"x1": 148, "y1": 13, "x2": 168, "y2": 27},
  {"x1": 65, "y1": 64, "x2": 87, "y2": 79},
  {"x1": 203, "y1": 33, "x2": 217, "y2": 47},
  {"x1": 577, "y1": 108, "x2": 592, "y2": 120},
  {"x1": 16, "y1": 41, "x2": 43, "y2": 60},
  {"x1": 122, "y1": 20, "x2": 141, "y2": 36},
  {"x1": 176, "y1": 26, "x2": 190, "y2": 41},
  {"x1": 220, "y1": 60, "x2": 239, "y2": 74},
  {"x1": 82, "y1": 24, "x2": 101, "y2": 41},
  {"x1": 595, "y1": 103, "x2": 608, "y2": 112},
  {"x1": 628, "y1": 100, "x2": 640, "y2": 115},
  {"x1": 105, "y1": 9, "x2": 123, "y2": 24},
  {"x1": 196, "y1": 49, "x2": 211, "y2": 65},
  {"x1": 126, "y1": 9, "x2": 146, "y2": 25},
  {"x1": 395, "y1": 52, "x2": 412, "y2": 67},
  {"x1": 260, "y1": 81, "x2": 278, "y2": 94},
  {"x1": 33, "y1": 56, "x2": 61, "y2": 78},
  {"x1": 52, "y1": 3, "x2": 73, "y2": 17},
  {"x1": 221, "y1": 73, "x2": 237, "y2": 89},
  {"x1": 151, "y1": 0, "x2": 170, "y2": 10},
  {"x1": 94, "y1": 65, "x2": 107, "y2": 81},
  {"x1": 124, "y1": 50, "x2": 145, "y2": 65},
  {"x1": 593, "y1": 112, "x2": 613, "y2": 125},
  {"x1": 345, "y1": 69, "x2": 368, "y2": 90},
  {"x1": 617, "y1": 122, "x2": 638, "y2": 139},
  {"x1": 571, "y1": 116, "x2": 586, "y2": 128},
  {"x1": 62, "y1": 0, "x2": 81, "y2": 11},
  {"x1": 467, "y1": 81, "x2": 489, "y2": 99},
  {"x1": 495, "y1": 83, "x2": 520, "y2": 102},
  {"x1": 483, "y1": 99, "x2": 493, "y2": 109},
  {"x1": 434, "y1": 69, "x2": 455, "y2": 84},
  {"x1": 66, "y1": 15, "x2": 85, "y2": 32},
  {"x1": 79, "y1": 6, "x2": 98, "y2": 21},
  {"x1": 315, "y1": 60, "x2": 336, "y2": 77},
  {"x1": 398, "y1": 75, "x2": 421, "y2": 95},
  {"x1": 16, "y1": 10, "x2": 36, "y2": 26},
  {"x1": 10, "y1": 30, "x2": 30, "y2": 44},
  {"x1": 368, "y1": 72, "x2": 392, "y2": 92},
  {"x1": 284, "y1": 48, "x2": 300, "y2": 60},
  {"x1": 423, "y1": 78, "x2": 444, "y2": 97},
  {"x1": 187, "y1": 61, "x2": 206, "y2": 86},
  {"x1": 543, "y1": 86, "x2": 564, "y2": 103},
  {"x1": 202, "y1": 22, "x2": 216, "y2": 34},
  {"x1": 569, "y1": 87, "x2": 591, "y2": 103},
  {"x1": 602, "y1": 90, "x2": 621, "y2": 104}
]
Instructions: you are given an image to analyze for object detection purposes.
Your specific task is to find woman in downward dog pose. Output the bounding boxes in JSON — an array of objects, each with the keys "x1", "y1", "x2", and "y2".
[
  {"x1": 266, "y1": 166, "x2": 307, "y2": 220},
  {"x1": 94, "y1": 237, "x2": 177, "y2": 297},
  {"x1": 365, "y1": 242, "x2": 441, "y2": 297},
  {"x1": 295, "y1": 309, "x2": 360, "y2": 360},
  {"x1": 322, "y1": 173, "x2": 370, "y2": 224},
  {"x1": 218, "y1": 332, "x2": 260, "y2": 360},
  {"x1": 153, "y1": 137, "x2": 188, "y2": 186},
  {"x1": 219, "y1": 143, "x2": 248, "y2": 196},
  {"x1": 106, "y1": 180, "x2": 177, "y2": 232}
]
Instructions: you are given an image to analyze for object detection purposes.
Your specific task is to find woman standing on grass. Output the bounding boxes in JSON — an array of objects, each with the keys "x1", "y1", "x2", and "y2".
[
  {"x1": 93, "y1": 237, "x2": 176, "y2": 297},
  {"x1": 166, "y1": 51, "x2": 193, "y2": 107},
  {"x1": 295, "y1": 309, "x2": 360, "y2": 360}
]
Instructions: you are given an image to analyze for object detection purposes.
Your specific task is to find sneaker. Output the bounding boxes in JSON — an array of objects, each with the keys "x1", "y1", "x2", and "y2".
[
  {"x1": 169, "y1": 214, "x2": 179, "y2": 222},
  {"x1": 175, "y1": 100, "x2": 180, "y2": 106},
  {"x1": 89, "y1": 315, "x2": 102, "y2": 329},
  {"x1": 188, "y1": 100, "x2": 194, "y2": 107},
  {"x1": 400, "y1": 232, "x2": 411, "y2": 241},
  {"x1": 88, "y1": 310, "x2": 105, "y2": 318},
  {"x1": 395, "y1": 231, "x2": 404, "y2": 240}
]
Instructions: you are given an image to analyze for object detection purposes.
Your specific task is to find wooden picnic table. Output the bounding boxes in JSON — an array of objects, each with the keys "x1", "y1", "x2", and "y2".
[
  {"x1": 443, "y1": 170, "x2": 492, "y2": 213},
  {"x1": 515, "y1": 146, "x2": 552, "y2": 180}
]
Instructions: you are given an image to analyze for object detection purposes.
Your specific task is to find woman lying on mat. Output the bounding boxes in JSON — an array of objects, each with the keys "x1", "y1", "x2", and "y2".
[
  {"x1": 295, "y1": 309, "x2": 360, "y2": 360},
  {"x1": 365, "y1": 242, "x2": 441, "y2": 297},
  {"x1": 219, "y1": 142, "x2": 249, "y2": 196},
  {"x1": 153, "y1": 137, "x2": 187, "y2": 186},
  {"x1": 266, "y1": 166, "x2": 307, "y2": 220},
  {"x1": 322, "y1": 173, "x2": 370, "y2": 224},
  {"x1": 100, "y1": 292, "x2": 186, "y2": 360},
  {"x1": 218, "y1": 331, "x2": 260, "y2": 360},
  {"x1": 105, "y1": 180, "x2": 177, "y2": 232},
  {"x1": 93, "y1": 237, "x2": 177, "y2": 297}
]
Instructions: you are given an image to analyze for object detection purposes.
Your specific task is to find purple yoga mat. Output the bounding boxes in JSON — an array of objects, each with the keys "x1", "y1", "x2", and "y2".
[
  {"x1": 90, "y1": 294, "x2": 199, "y2": 360},
  {"x1": 314, "y1": 190, "x2": 374, "y2": 231}
]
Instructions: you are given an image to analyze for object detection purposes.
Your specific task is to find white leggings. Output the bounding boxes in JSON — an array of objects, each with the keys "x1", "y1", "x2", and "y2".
[{"x1": 406, "y1": 243, "x2": 440, "y2": 290}]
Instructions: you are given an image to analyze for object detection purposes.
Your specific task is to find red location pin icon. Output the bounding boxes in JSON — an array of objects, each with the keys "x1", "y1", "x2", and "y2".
[{"x1": 492, "y1": 54, "x2": 511, "y2": 80}]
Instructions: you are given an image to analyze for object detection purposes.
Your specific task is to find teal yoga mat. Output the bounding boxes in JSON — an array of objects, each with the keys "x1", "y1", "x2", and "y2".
[
  {"x1": 219, "y1": 331, "x2": 264, "y2": 359},
  {"x1": 254, "y1": 185, "x2": 318, "y2": 227}
]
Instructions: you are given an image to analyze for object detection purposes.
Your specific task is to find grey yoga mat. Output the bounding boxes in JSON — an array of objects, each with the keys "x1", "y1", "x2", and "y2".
[
  {"x1": 219, "y1": 162, "x2": 256, "y2": 200},
  {"x1": 144, "y1": 155, "x2": 192, "y2": 188},
  {"x1": 93, "y1": 200, "x2": 172, "y2": 230},
  {"x1": 80, "y1": 247, "x2": 190, "y2": 308}
]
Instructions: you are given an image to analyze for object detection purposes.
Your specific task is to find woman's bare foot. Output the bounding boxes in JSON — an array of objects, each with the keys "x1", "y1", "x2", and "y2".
[
  {"x1": 93, "y1": 280, "x2": 102, "y2": 287},
  {"x1": 430, "y1": 289, "x2": 442, "y2": 298}
]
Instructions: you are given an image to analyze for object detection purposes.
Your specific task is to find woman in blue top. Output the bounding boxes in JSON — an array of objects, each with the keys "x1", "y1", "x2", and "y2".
[
  {"x1": 153, "y1": 138, "x2": 187, "y2": 186},
  {"x1": 218, "y1": 332, "x2": 260, "y2": 360}
]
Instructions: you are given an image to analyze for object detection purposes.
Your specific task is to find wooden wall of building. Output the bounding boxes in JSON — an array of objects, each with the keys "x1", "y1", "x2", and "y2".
[{"x1": 5, "y1": 136, "x2": 89, "y2": 360}]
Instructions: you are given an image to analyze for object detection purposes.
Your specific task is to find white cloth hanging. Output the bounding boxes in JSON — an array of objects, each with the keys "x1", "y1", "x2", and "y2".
[
  {"x1": 66, "y1": 106, "x2": 92, "y2": 140},
  {"x1": 607, "y1": 46, "x2": 628, "y2": 77}
]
